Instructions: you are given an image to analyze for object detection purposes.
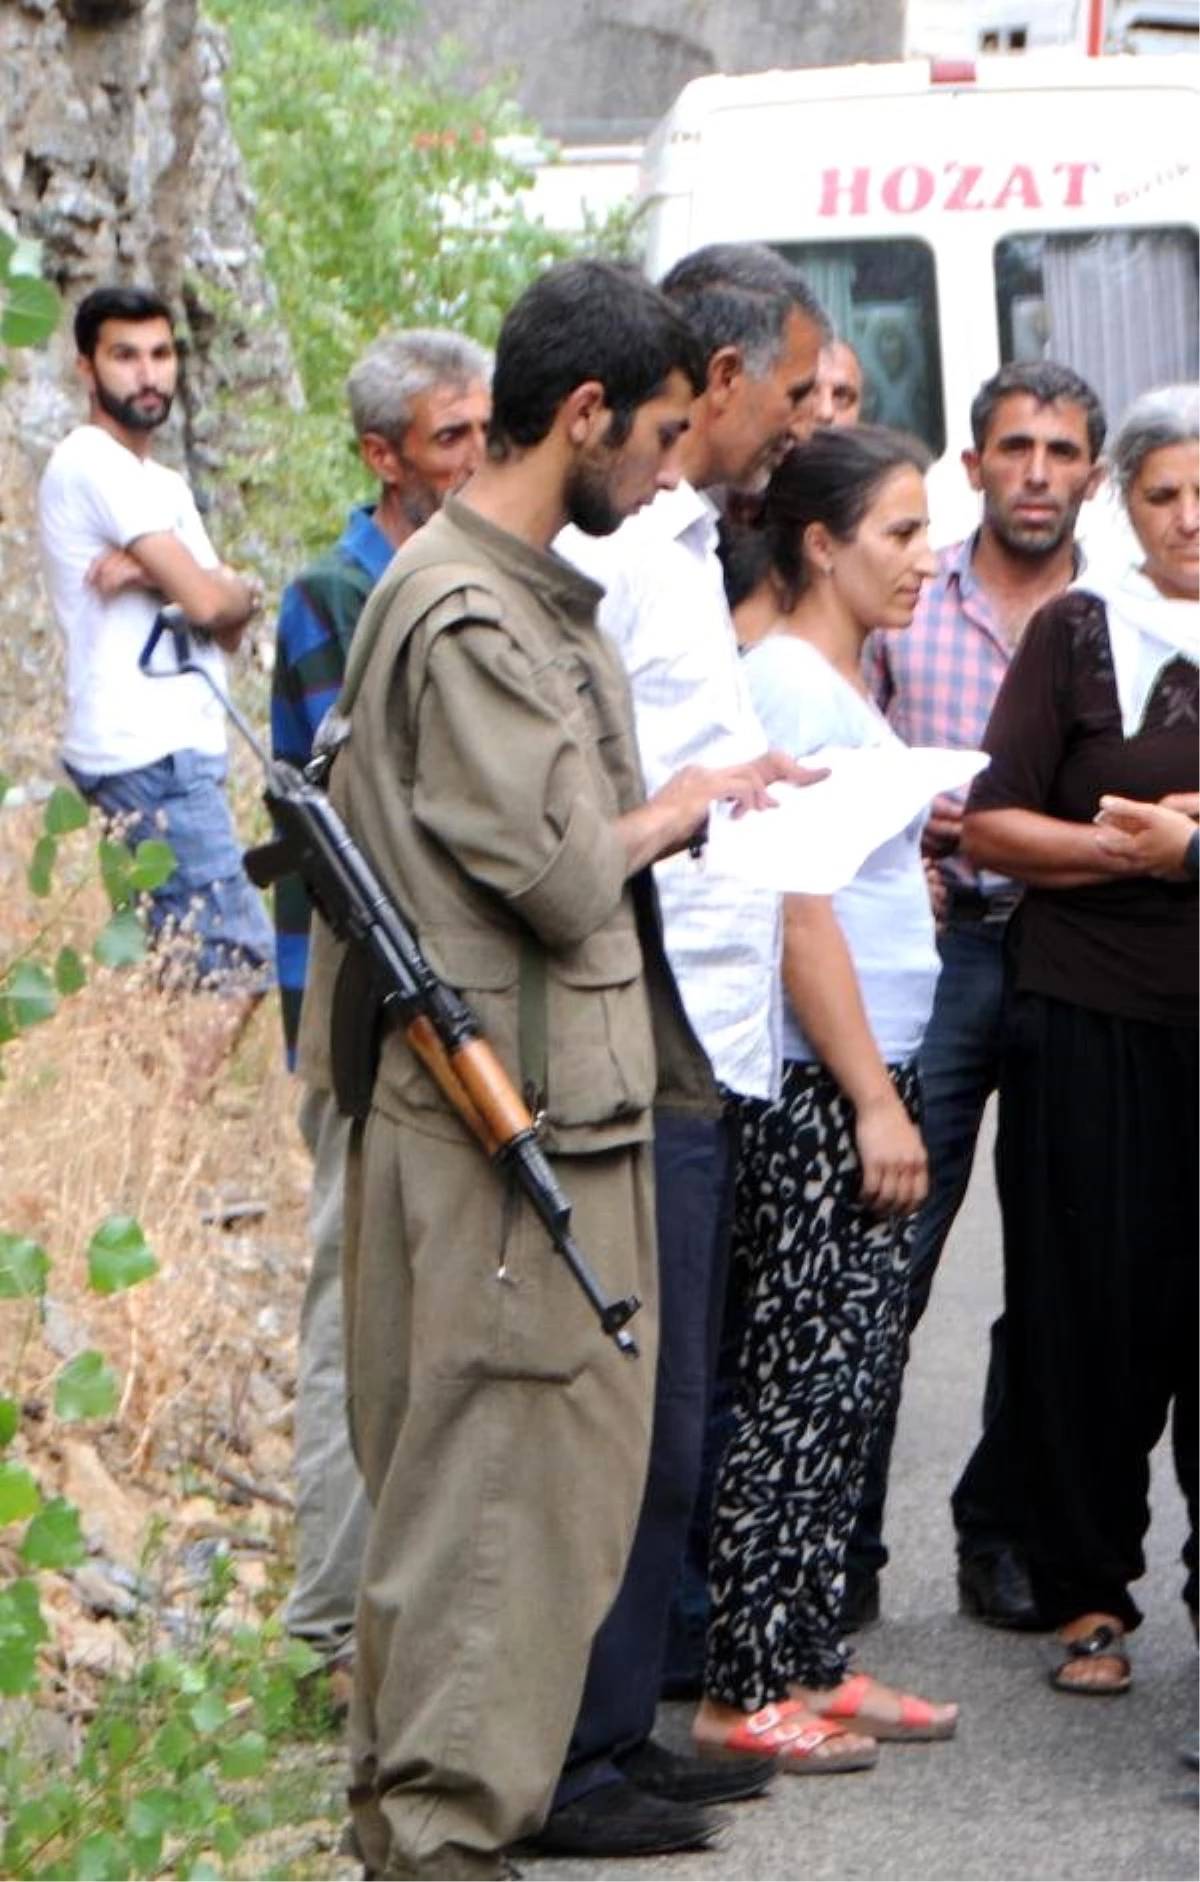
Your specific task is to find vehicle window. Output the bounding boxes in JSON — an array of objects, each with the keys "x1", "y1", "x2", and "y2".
[
  {"x1": 776, "y1": 239, "x2": 945, "y2": 455},
  {"x1": 995, "y1": 227, "x2": 1199, "y2": 422}
]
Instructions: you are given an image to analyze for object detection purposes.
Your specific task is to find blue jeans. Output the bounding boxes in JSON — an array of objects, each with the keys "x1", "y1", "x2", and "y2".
[
  {"x1": 67, "y1": 750, "x2": 274, "y2": 991},
  {"x1": 847, "y1": 915, "x2": 1026, "y2": 1582}
]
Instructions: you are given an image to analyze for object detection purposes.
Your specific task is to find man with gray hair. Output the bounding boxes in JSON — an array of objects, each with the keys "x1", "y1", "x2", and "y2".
[
  {"x1": 272, "y1": 328, "x2": 490, "y2": 1689},
  {"x1": 535, "y1": 243, "x2": 828, "y2": 1855}
]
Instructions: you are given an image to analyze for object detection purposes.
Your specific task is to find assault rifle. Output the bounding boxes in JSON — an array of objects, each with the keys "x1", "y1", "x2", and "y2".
[{"x1": 138, "y1": 607, "x2": 642, "y2": 1355}]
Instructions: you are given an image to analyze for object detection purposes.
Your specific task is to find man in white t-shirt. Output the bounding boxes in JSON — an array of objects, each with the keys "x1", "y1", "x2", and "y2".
[{"x1": 38, "y1": 285, "x2": 273, "y2": 1008}]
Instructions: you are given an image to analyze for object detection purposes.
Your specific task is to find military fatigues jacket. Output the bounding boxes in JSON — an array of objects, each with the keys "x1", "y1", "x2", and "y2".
[{"x1": 297, "y1": 495, "x2": 715, "y2": 1148}]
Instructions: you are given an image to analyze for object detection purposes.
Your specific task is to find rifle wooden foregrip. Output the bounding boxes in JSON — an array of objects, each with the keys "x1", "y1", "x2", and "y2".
[
  {"x1": 448, "y1": 1035, "x2": 536, "y2": 1152},
  {"x1": 405, "y1": 1016, "x2": 501, "y2": 1154}
]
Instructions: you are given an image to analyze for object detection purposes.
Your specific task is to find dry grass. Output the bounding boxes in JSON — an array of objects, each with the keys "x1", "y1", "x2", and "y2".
[{"x1": 0, "y1": 796, "x2": 310, "y2": 1540}]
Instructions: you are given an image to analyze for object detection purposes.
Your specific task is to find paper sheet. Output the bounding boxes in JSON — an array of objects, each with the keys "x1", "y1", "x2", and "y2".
[{"x1": 704, "y1": 745, "x2": 990, "y2": 895}]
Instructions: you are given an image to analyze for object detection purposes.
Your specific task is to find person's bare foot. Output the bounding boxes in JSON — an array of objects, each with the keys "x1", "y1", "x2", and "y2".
[{"x1": 1049, "y1": 1614, "x2": 1131, "y2": 1694}]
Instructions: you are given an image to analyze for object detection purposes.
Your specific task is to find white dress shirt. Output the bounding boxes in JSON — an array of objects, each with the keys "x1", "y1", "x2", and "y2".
[{"x1": 558, "y1": 482, "x2": 781, "y2": 1099}]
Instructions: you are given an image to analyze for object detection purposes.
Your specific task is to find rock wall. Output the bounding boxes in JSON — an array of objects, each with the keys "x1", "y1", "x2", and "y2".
[
  {"x1": 0, "y1": 0, "x2": 297, "y2": 777},
  {"x1": 396, "y1": 0, "x2": 908, "y2": 140}
]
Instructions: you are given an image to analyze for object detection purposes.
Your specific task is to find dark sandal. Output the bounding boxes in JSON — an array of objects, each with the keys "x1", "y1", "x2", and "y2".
[{"x1": 1047, "y1": 1622, "x2": 1131, "y2": 1695}]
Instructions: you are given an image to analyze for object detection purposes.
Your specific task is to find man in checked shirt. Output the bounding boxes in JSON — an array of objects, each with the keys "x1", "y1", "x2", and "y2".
[{"x1": 847, "y1": 360, "x2": 1107, "y2": 1636}]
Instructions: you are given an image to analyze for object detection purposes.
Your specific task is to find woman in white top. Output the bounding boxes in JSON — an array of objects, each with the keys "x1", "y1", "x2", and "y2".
[{"x1": 694, "y1": 428, "x2": 958, "y2": 1772}]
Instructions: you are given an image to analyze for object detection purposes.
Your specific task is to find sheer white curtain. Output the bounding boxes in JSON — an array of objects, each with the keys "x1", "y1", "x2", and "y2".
[
  {"x1": 795, "y1": 253, "x2": 856, "y2": 340},
  {"x1": 1042, "y1": 231, "x2": 1199, "y2": 420}
]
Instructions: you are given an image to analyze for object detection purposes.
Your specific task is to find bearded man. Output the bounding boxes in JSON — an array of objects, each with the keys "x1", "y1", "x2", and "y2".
[{"x1": 38, "y1": 284, "x2": 273, "y2": 1006}]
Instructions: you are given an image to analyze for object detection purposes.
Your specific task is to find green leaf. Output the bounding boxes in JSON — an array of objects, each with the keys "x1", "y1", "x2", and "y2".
[
  {"x1": 0, "y1": 1459, "x2": 41, "y2": 1525},
  {"x1": 98, "y1": 837, "x2": 134, "y2": 907},
  {"x1": 93, "y1": 907, "x2": 147, "y2": 967},
  {"x1": 27, "y1": 831, "x2": 57, "y2": 897},
  {"x1": 20, "y1": 1495, "x2": 86, "y2": 1569},
  {"x1": 0, "y1": 961, "x2": 56, "y2": 1029},
  {"x1": 82, "y1": 1708, "x2": 140, "y2": 1779},
  {"x1": 129, "y1": 838, "x2": 176, "y2": 892},
  {"x1": 218, "y1": 1729, "x2": 268, "y2": 1779},
  {"x1": 0, "y1": 1231, "x2": 49, "y2": 1297},
  {"x1": 6, "y1": 1792, "x2": 70, "y2": 1865},
  {"x1": 0, "y1": 271, "x2": 61, "y2": 349},
  {"x1": 182, "y1": 1862, "x2": 223, "y2": 1882},
  {"x1": 54, "y1": 945, "x2": 87, "y2": 996},
  {"x1": 151, "y1": 1714, "x2": 193, "y2": 1774},
  {"x1": 72, "y1": 1830, "x2": 126, "y2": 1881},
  {"x1": 212, "y1": 1810, "x2": 241, "y2": 1860},
  {"x1": 87, "y1": 1215, "x2": 158, "y2": 1294},
  {"x1": 178, "y1": 1767, "x2": 219, "y2": 1830},
  {"x1": 128, "y1": 1788, "x2": 179, "y2": 1838},
  {"x1": 44, "y1": 783, "x2": 90, "y2": 835},
  {"x1": 0, "y1": 1578, "x2": 48, "y2": 1696},
  {"x1": 127, "y1": 1787, "x2": 177, "y2": 1864},
  {"x1": 54, "y1": 1349, "x2": 120, "y2": 1422},
  {"x1": 188, "y1": 1688, "x2": 228, "y2": 1735},
  {"x1": 0, "y1": 1397, "x2": 18, "y2": 1447}
]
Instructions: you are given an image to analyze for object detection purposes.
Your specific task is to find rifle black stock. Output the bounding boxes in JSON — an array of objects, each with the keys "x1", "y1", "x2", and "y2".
[{"x1": 138, "y1": 606, "x2": 642, "y2": 1355}]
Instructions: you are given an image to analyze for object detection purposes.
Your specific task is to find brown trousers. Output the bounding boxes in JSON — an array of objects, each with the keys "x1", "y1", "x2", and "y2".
[{"x1": 342, "y1": 1109, "x2": 658, "y2": 1879}]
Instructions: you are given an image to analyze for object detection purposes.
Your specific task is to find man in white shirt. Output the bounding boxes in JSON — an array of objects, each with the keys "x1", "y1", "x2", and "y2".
[
  {"x1": 535, "y1": 244, "x2": 828, "y2": 1857},
  {"x1": 38, "y1": 286, "x2": 272, "y2": 1032}
]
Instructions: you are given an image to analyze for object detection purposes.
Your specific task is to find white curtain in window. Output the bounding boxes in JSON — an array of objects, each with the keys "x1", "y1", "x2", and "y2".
[
  {"x1": 1042, "y1": 231, "x2": 1199, "y2": 421},
  {"x1": 794, "y1": 253, "x2": 856, "y2": 340}
]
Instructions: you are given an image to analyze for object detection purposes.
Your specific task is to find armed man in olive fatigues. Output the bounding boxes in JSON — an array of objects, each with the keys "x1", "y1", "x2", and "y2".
[{"x1": 297, "y1": 261, "x2": 784, "y2": 1880}]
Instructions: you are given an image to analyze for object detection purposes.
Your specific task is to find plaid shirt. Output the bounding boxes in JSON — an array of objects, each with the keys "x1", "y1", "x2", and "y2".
[
  {"x1": 270, "y1": 504, "x2": 394, "y2": 1064},
  {"x1": 866, "y1": 534, "x2": 1017, "y2": 897}
]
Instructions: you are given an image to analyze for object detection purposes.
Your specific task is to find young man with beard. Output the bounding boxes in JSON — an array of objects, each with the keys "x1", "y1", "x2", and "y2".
[
  {"x1": 38, "y1": 284, "x2": 273, "y2": 1010},
  {"x1": 846, "y1": 360, "x2": 1106, "y2": 1633},
  {"x1": 295, "y1": 259, "x2": 783, "y2": 1881},
  {"x1": 271, "y1": 329, "x2": 490, "y2": 1702}
]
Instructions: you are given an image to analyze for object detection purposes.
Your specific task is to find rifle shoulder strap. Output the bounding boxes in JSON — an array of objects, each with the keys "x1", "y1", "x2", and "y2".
[{"x1": 326, "y1": 555, "x2": 503, "y2": 1121}]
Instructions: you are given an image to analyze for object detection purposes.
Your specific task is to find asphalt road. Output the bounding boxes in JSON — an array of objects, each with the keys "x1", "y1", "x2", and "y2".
[{"x1": 524, "y1": 1104, "x2": 1198, "y2": 1882}]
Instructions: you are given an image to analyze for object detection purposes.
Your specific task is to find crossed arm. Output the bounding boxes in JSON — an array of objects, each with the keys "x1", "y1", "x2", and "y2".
[{"x1": 86, "y1": 532, "x2": 263, "y2": 651}]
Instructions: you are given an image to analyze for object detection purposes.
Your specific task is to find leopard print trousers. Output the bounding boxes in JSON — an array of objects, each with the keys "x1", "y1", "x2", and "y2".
[{"x1": 705, "y1": 1057, "x2": 920, "y2": 1706}]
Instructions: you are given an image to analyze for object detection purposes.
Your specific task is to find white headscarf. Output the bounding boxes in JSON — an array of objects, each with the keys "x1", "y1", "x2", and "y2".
[{"x1": 1074, "y1": 562, "x2": 1200, "y2": 739}]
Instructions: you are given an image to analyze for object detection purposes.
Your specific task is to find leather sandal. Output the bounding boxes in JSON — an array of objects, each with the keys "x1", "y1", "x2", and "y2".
[
  {"x1": 694, "y1": 1700, "x2": 878, "y2": 1775},
  {"x1": 1047, "y1": 1621, "x2": 1131, "y2": 1695},
  {"x1": 806, "y1": 1671, "x2": 958, "y2": 1741}
]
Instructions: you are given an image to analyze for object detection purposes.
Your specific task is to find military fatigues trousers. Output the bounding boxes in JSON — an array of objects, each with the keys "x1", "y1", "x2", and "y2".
[{"x1": 343, "y1": 1107, "x2": 658, "y2": 1880}]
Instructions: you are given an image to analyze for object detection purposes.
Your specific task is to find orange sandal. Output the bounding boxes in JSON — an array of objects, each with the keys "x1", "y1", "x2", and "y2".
[
  {"x1": 695, "y1": 1700, "x2": 878, "y2": 1775},
  {"x1": 807, "y1": 1672, "x2": 957, "y2": 1742}
]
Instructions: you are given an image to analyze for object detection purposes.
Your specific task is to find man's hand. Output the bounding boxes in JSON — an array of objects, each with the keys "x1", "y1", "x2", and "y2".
[
  {"x1": 923, "y1": 791, "x2": 963, "y2": 858},
  {"x1": 619, "y1": 756, "x2": 812, "y2": 876},
  {"x1": 753, "y1": 749, "x2": 832, "y2": 796},
  {"x1": 1094, "y1": 794, "x2": 1199, "y2": 880},
  {"x1": 855, "y1": 1089, "x2": 928, "y2": 1217},
  {"x1": 86, "y1": 547, "x2": 155, "y2": 599}
]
